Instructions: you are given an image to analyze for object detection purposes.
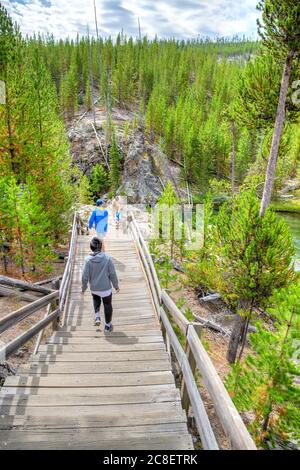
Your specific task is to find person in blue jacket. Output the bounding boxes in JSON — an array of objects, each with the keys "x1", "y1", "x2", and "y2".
[{"x1": 89, "y1": 199, "x2": 109, "y2": 248}]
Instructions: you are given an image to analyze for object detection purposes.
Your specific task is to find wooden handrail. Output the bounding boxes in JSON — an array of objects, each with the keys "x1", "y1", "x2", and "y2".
[
  {"x1": 0, "y1": 290, "x2": 59, "y2": 334},
  {"x1": 161, "y1": 289, "x2": 190, "y2": 333},
  {"x1": 0, "y1": 212, "x2": 84, "y2": 359},
  {"x1": 130, "y1": 222, "x2": 161, "y2": 319},
  {"x1": 130, "y1": 216, "x2": 162, "y2": 301},
  {"x1": 129, "y1": 212, "x2": 257, "y2": 450},
  {"x1": 187, "y1": 326, "x2": 256, "y2": 450},
  {"x1": 160, "y1": 307, "x2": 219, "y2": 450},
  {"x1": 0, "y1": 308, "x2": 60, "y2": 359}
]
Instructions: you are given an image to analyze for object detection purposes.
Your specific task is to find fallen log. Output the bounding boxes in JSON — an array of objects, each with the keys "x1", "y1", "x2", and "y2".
[
  {"x1": 0, "y1": 275, "x2": 53, "y2": 295},
  {"x1": 198, "y1": 293, "x2": 221, "y2": 302},
  {"x1": 194, "y1": 314, "x2": 257, "y2": 336},
  {"x1": 52, "y1": 249, "x2": 68, "y2": 260},
  {"x1": 35, "y1": 275, "x2": 62, "y2": 287},
  {"x1": 193, "y1": 314, "x2": 230, "y2": 336},
  {"x1": 0, "y1": 286, "x2": 39, "y2": 303}
]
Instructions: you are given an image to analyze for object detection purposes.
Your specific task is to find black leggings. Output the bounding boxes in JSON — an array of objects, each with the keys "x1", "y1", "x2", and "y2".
[{"x1": 92, "y1": 293, "x2": 113, "y2": 324}]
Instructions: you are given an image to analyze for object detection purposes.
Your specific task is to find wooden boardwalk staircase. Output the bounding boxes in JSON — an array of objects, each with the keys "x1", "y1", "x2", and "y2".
[
  {"x1": 0, "y1": 210, "x2": 256, "y2": 450},
  {"x1": 0, "y1": 221, "x2": 193, "y2": 449}
]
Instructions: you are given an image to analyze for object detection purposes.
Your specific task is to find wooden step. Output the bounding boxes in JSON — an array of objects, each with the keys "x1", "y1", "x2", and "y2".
[
  {"x1": 0, "y1": 430, "x2": 193, "y2": 450},
  {"x1": 4, "y1": 371, "x2": 175, "y2": 388}
]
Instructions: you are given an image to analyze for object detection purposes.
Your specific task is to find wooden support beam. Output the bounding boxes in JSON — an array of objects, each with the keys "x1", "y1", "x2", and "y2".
[{"x1": 181, "y1": 323, "x2": 202, "y2": 412}]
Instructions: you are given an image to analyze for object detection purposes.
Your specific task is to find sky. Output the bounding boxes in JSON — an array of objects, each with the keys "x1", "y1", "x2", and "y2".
[{"x1": 2, "y1": 0, "x2": 260, "y2": 40}]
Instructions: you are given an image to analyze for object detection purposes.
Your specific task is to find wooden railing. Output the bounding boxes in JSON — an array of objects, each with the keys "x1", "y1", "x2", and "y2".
[
  {"x1": 0, "y1": 212, "x2": 86, "y2": 361},
  {"x1": 129, "y1": 214, "x2": 256, "y2": 451}
]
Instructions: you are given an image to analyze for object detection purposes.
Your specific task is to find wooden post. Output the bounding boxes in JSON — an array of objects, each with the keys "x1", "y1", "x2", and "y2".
[
  {"x1": 51, "y1": 279, "x2": 60, "y2": 331},
  {"x1": 181, "y1": 323, "x2": 202, "y2": 413}
]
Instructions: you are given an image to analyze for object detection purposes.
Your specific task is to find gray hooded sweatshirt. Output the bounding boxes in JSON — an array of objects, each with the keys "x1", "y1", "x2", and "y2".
[{"x1": 81, "y1": 252, "x2": 119, "y2": 293}]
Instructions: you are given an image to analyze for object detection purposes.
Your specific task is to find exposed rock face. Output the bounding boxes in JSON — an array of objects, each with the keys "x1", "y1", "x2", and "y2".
[
  {"x1": 68, "y1": 107, "x2": 184, "y2": 204},
  {"x1": 120, "y1": 132, "x2": 163, "y2": 205},
  {"x1": 68, "y1": 119, "x2": 105, "y2": 177}
]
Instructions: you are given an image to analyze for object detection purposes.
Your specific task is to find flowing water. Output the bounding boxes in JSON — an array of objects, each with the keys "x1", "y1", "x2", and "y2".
[{"x1": 279, "y1": 212, "x2": 300, "y2": 272}]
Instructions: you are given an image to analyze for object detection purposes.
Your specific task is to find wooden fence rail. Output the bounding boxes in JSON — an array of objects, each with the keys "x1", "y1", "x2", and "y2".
[
  {"x1": 0, "y1": 212, "x2": 84, "y2": 361},
  {"x1": 129, "y1": 213, "x2": 256, "y2": 451}
]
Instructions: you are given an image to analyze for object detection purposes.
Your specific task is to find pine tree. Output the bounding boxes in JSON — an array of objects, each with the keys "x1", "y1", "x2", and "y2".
[
  {"x1": 157, "y1": 181, "x2": 179, "y2": 258},
  {"x1": 226, "y1": 281, "x2": 300, "y2": 447},
  {"x1": 257, "y1": 0, "x2": 300, "y2": 215},
  {"x1": 84, "y1": 77, "x2": 92, "y2": 111},
  {"x1": 214, "y1": 190, "x2": 295, "y2": 363},
  {"x1": 90, "y1": 163, "x2": 110, "y2": 198}
]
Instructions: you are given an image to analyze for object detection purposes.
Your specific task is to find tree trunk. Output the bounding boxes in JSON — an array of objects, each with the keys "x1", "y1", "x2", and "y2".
[
  {"x1": 227, "y1": 298, "x2": 251, "y2": 364},
  {"x1": 227, "y1": 313, "x2": 247, "y2": 363},
  {"x1": 5, "y1": 85, "x2": 17, "y2": 174},
  {"x1": 231, "y1": 123, "x2": 236, "y2": 200},
  {"x1": 259, "y1": 51, "x2": 294, "y2": 217}
]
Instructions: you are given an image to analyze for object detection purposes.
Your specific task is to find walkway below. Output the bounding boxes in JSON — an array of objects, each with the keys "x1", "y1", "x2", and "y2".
[{"x1": 0, "y1": 226, "x2": 193, "y2": 449}]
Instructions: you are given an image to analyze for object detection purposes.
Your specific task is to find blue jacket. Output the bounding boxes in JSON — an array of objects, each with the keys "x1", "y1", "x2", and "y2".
[{"x1": 89, "y1": 208, "x2": 109, "y2": 233}]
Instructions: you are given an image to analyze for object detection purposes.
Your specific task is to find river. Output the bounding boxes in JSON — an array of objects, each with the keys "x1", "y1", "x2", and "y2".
[{"x1": 279, "y1": 213, "x2": 300, "y2": 271}]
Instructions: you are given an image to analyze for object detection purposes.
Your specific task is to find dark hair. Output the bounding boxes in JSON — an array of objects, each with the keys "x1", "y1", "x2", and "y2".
[{"x1": 90, "y1": 237, "x2": 102, "y2": 252}]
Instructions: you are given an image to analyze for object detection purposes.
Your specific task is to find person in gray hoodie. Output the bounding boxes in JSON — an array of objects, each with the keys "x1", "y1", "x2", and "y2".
[{"x1": 81, "y1": 237, "x2": 119, "y2": 332}]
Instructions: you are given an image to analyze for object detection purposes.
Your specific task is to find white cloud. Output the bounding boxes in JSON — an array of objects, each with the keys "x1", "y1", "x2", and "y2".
[{"x1": 2, "y1": 0, "x2": 260, "y2": 39}]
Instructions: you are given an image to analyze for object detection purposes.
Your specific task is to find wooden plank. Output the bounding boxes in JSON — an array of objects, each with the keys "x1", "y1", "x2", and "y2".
[
  {"x1": 0, "y1": 383, "x2": 177, "y2": 397},
  {"x1": 4, "y1": 371, "x2": 175, "y2": 388},
  {"x1": 0, "y1": 431, "x2": 193, "y2": 450},
  {"x1": 187, "y1": 325, "x2": 256, "y2": 450},
  {"x1": 0, "y1": 422, "x2": 186, "y2": 436},
  {"x1": 16, "y1": 360, "x2": 171, "y2": 375},
  {"x1": 0, "y1": 389, "x2": 180, "y2": 408},
  {"x1": 0, "y1": 400, "x2": 184, "y2": 418},
  {"x1": 67, "y1": 318, "x2": 157, "y2": 327},
  {"x1": 0, "y1": 409, "x2": 187, "y2": 430},
  {"x1": 46, "y1": 336, "x2": 163, "y2": 345},
  {"x1": 29, "y1": 350, "x2": 168, "y2": 363},
  {"x1": 38, "y1": 343, "x2": 165, "y2": 353},
  {"x1": 67, "y1": 309, "x2": 155, "y2": 318},
  {"x1": 52, "y1": 328, "x2": 161, "y2": 337},
  {"x1": 181, "y1": 323, "x2": 201, "y2": 412}
]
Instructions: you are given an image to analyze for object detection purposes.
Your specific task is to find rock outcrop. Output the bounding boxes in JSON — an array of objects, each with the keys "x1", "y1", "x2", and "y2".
[{"x1": 68, "y1": 106, "x2": 184, "y2": 204}]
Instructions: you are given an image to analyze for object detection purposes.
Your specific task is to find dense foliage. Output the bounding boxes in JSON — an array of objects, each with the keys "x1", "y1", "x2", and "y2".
[{"x1": 0, "y1": 4, "x2": 75, "y2": 274}]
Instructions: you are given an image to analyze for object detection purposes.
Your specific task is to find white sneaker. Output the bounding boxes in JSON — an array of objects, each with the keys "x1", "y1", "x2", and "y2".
[
  {"x1": 94, "y1": 317, "x2": 101, "y2": 326},
  {"x1": 104, "y1": 324, "x2": 113, "y2": 334}
]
